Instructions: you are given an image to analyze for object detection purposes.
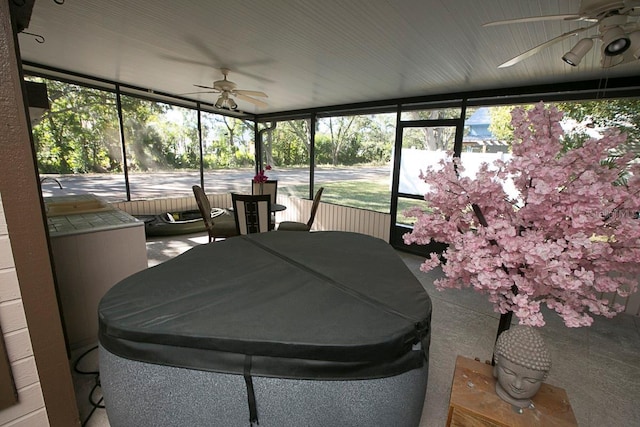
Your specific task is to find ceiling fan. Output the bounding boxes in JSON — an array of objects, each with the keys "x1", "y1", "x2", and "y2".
[
  {"x1": 190, "y1": 68, "x2": 268, "y2": 110},
  {"x1": 483, "y1": 0, "x2": 640, "y2": 68}
]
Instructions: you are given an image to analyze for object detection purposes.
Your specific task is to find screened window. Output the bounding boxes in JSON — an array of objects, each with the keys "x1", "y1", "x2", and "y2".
[
  {"x1": 30, "y1": 78, "x2": 127, "y2": 201},
  {"x1": 259, "y1": 119, "x2": 312, "y2": 200},
  {"x1": 401, "y1": 106, "x2": 461, "y2": 121},
  {"x1": 315, "y1": 113, "x2": 395, "y2": 212},
  {"x1": 121, "y1": 98, "x2": 199, "y2": 199},
  {"x1": 201, "y1": 112, "x2": 255, "y2": 195}
]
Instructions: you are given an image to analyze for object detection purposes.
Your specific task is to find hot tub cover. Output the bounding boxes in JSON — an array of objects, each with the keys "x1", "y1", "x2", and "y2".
[{"x1": 99, "y1": 231, "x2": 432, "y2": 380}]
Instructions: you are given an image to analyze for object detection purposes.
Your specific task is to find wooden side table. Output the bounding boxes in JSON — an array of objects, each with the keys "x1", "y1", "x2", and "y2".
[{"x1": 447, "y1": 355, "x2": 578, "y2": 427}]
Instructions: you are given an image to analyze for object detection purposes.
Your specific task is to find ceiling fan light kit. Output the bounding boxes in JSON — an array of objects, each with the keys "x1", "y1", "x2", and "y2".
[
  {"x1": 602, "y1": 25, "x2": 631, "y2": 55},
  {"x1": 486, "y1": 0, "x2": 640, "y2": 69},
  {"x1": 562, "y1": 38, "x2": 595, "y2": 65},
  {"x1": 215, "y1": 93, "x2": 237, "y2": 110},
  {"x1": 191, "y1": 68, "x2": 268, "y2": 110}
]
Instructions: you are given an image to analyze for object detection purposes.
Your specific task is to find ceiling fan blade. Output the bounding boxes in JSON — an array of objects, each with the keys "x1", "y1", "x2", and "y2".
[
  {"x1": 483, "y1": 14, "x2": 584, "y2": 27},
  {"x1": 498, "y1": 24, "x2": 597, "y2": 68},
  {"x1": 235, "y1": 89, "x2": 268, "y2": 98},
  {"x1": 179, "y1": 90, "x2": 218, "y2": 96},
  {"x1": 194, "y1": 84, "x2": 216, "y2": 90},
  {"x1": 235, "y1": 93, "x2": 268, "y2": 107},
  {"x1": 159, "y1": 54, "x2": 217, "y2": 68}
]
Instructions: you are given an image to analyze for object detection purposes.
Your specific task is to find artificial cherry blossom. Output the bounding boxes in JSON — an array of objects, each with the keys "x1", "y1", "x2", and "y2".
[{"x1": 404, "y1": 102, "x2": 640, "y2": 327}]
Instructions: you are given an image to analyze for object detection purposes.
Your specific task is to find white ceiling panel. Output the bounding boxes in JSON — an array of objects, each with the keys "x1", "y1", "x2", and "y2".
[{"x1": 17, "y1": 0, "x2": 640, "y2": 115}]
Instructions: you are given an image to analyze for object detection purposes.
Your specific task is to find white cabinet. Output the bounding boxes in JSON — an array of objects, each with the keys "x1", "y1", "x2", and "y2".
[{"x1": 46, "y1": 195, "x2": 148, "y2": 350}]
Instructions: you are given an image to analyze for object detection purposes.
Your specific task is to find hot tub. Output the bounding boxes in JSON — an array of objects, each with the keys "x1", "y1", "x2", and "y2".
[{"x1": 98, "y1": 231, "x2": 432, "y2": 426}]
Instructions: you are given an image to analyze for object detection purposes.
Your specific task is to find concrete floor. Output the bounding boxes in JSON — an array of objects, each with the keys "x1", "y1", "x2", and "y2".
[{"x1": 73, "y1": 231, "x2": 640, "y2": 427}]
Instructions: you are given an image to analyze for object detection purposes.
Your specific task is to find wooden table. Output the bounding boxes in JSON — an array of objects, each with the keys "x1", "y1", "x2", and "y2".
[{"x1": 447, "y1": 356, "x2": 578, "y2": 427}]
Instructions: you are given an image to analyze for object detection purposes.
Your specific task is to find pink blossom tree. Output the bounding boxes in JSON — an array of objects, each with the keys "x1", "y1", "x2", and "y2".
[{"x1": 404, "y1": 102, "x2": 640, "y2": 329}]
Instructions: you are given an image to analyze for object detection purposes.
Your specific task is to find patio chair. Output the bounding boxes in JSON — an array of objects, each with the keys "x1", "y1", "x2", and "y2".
[
  {"x1": 192, "y1": 185, "x2": 238, "y2": 242},
  {"x1": 231, "y1": 193, "x2": 273, "y2": 234},
  {"x1": 252, "y1": 180, "x2": 278, "y2": 205},
  {"x1": 252, "y1": 179, "x2": 278, "y2": 227},
  {"x1": 277, "y1": 187, "x2": 324, "y2": 232}
]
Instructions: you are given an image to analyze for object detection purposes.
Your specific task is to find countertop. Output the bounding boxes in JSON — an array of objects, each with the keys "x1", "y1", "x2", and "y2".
[{"x1": 45, "y1": 194, "x2": 142, "y2": 237}]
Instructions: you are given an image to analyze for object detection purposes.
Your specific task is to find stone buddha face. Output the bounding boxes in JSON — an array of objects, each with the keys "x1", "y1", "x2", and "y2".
[
  {"x1": 493, "y1": 354, "x2": 547, "y2": 407},
  {"x1": 493, "y1": 326, "x2": 551, "y2": 409}
]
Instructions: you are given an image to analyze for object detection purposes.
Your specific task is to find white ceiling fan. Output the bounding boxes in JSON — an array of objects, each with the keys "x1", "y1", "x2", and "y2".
[
  {"x1": 190, "y1": 68, "x2": 268, "y2": 110},
  {"x1": 484, "y1": 0, "x2": 640, "y2": 68}
]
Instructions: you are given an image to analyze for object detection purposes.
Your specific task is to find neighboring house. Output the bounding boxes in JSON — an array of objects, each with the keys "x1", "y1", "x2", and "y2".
[{"x1": 463, "y1": 107, "x2": 509, "y2": 153}]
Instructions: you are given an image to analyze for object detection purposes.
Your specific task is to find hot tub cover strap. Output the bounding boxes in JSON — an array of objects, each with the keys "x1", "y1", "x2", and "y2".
[{"x1": 244, "y1": 355, "x2": 259, "y2": 426}]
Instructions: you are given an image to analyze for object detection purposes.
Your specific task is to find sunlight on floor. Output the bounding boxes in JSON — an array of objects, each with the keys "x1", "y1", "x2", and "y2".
[{"x1": 145, "y1": 233, "x2": 210, "y2": 267}]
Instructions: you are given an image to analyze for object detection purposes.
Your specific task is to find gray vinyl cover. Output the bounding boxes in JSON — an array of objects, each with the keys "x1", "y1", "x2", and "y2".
[{"x1": 98, "y1": 231, "x2": 432, "y2": 380}]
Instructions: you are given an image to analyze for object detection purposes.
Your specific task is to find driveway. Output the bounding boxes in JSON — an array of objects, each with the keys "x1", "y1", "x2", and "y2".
[{"x1": 40, "y1": 166, "x2": 391, "y2": 201}]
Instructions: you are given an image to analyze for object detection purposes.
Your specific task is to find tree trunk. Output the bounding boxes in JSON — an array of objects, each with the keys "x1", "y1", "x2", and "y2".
[
  {"x1": 490, "y1": 311, "x2": 513, "y2": 366},
  {"x1": 471, "y1": 203, "x2": 517, "y2": 363},
  {"x1": 496, "y1": 311, "x2": 513, "y2": 342}
]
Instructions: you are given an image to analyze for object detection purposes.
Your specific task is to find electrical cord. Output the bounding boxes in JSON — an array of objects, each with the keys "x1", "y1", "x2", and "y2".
[
  {"x1": 73, "y1": 345, "x2": 100, "y2": 375},
  {"x1": 73, "y1": 346, "x2": 105, "y2": 427}
]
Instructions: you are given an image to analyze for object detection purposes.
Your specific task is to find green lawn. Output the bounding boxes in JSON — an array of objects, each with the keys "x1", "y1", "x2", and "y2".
[
  {"x1": 285, "y1": 179, "x2": 429, "y2": 225},
  {"x1": 320, "y1": 180, "x2": 392, "y2": 212}
]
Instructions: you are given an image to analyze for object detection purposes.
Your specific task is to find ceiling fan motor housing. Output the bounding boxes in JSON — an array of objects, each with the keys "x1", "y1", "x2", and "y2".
[{"x1": 214, "y1": 80, "x2": 237, "y2": 92}]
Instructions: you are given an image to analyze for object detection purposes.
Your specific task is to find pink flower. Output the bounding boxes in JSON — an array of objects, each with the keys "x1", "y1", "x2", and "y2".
[
  {"x1": 253, "y1": 164, "x2": 273, "y2": 182},
  {"x1": 404, "y1": 102, "x2": 640, "y2": 328},
  {"x1": 253, "y1": 169, "x2": 268, "y2": 183}
]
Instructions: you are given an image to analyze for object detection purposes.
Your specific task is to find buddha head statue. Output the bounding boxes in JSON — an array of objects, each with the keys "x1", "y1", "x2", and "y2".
[{"x1": 492, "y1": 326, "x2": 552, "y2": 408}]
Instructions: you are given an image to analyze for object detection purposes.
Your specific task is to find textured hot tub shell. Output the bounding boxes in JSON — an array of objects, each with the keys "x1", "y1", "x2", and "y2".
[{"x1": 100, "y1": 346, "x2": 428, "y2": 427}]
